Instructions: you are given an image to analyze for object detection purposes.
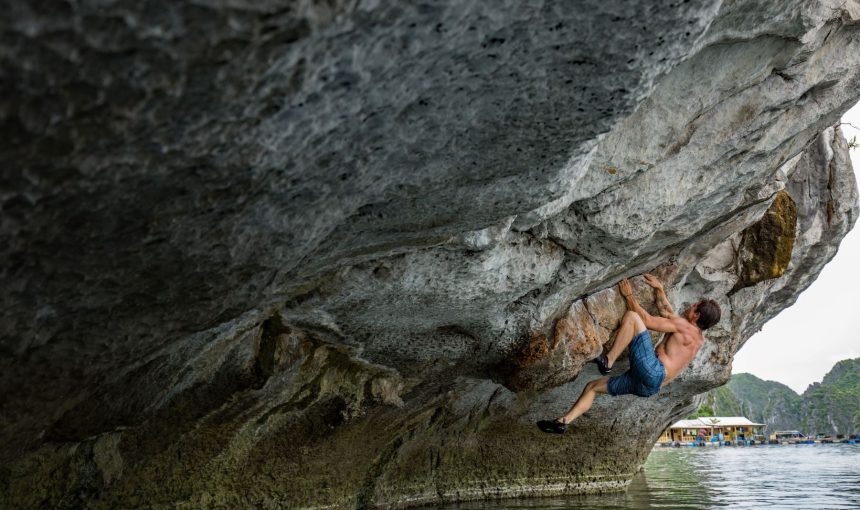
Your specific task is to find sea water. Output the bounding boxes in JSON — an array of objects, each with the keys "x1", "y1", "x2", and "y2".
[{"x1": 430, "y1": 444, "x2": 860, "y2": 509}]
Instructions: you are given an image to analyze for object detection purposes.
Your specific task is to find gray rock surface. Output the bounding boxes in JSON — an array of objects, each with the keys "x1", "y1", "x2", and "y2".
[{"x1": 1, "y1": 0, "x2": 860, "y2": 508}]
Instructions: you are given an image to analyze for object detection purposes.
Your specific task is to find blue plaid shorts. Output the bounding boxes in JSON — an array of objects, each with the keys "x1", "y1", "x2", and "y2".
[{"x1": 607, "y1": 330, "x2": 665, "y2": 397}]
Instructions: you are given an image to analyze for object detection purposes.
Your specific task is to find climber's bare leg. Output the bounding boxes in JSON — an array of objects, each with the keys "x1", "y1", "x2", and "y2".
[
  {"x1": 605, "y1": 310, "x2": 647, "y2": 369},
  {"x1": 559, "y1": 376, "x2": 609, "y2": 424}
]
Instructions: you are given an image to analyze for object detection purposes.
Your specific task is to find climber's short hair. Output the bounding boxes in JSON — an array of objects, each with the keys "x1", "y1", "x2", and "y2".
[{"x1": 696, "y1": 299, "x2": 721, "y2": 330}]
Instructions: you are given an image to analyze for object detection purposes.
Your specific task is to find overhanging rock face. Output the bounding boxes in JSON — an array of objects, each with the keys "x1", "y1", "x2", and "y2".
[{"x1": 1, "y1": 1, "x2": 860, "y2": 508}]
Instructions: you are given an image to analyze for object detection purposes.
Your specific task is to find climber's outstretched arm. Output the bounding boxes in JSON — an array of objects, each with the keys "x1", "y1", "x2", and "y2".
[
  {"x1": 619, "y1": 278, "x2": 678, "y2": 334},
  {"x1": 644, "y1": 273, "x2": 677, "y2": 318}
]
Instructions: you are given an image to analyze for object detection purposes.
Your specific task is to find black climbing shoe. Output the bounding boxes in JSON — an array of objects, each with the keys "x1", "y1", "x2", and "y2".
[
  {"x1": 536, "y1": 419, "x2": 568, "y2": 434},
  {"x1": 593, "y1": 352, "x2": 612, "y2": 375}
]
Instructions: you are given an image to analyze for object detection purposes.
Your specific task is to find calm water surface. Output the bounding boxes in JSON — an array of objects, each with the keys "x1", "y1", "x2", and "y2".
[{"x1": 433, "y1": 444, "x2": 860, "y2": 509}]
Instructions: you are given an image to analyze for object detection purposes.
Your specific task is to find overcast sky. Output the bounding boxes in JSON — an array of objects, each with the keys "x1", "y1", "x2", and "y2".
[{"x1": 731, "y1": 101, "x2": 860, "y2": 394}]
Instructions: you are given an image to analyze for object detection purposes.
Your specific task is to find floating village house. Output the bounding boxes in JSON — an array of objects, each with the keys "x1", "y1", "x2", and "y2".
[{"x1": 658, "y1": 417, "x2": 767, "y2": 443}]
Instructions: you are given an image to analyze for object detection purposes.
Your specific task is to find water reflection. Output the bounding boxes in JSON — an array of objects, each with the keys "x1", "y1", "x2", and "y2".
[
  {"x1": 430, "y1": 444, "x2": 860, "y2": 509},
  {"x1": 646, "y1": 445, "x2": 860, "y2": 509},
  {"x1": 625, "y1": 448, "x2": 717, "y2": 509}
]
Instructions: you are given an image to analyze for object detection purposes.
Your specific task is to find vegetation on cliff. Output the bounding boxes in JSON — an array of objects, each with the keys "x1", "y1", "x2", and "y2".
[
  {"x1": 691, "y1": 358, "x2": 860, "y2": 436},
  {"x1": 801, "y1": 358, "x2": 860, "y2": 436}
]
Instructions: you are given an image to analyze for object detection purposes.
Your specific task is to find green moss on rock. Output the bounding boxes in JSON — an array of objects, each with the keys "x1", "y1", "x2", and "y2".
[{"x1": 733, "y1": 191, "x2": 798, "y2": 292}]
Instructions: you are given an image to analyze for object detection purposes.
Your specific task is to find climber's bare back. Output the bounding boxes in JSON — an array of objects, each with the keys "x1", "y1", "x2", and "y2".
[
  {"x1": 654, "y1": 317, "x2": 703, "y2": 383},
  {"x1": 621, "y1": 275, "x2": 706, "y2": 383}
]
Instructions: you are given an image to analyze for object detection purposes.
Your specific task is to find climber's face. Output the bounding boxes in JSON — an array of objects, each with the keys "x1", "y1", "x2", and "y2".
[{"x1": 685, "y1": 301, "x2": 701, "y2": 324}]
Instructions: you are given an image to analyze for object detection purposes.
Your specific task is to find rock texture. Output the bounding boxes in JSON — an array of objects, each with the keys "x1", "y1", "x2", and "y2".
[{"x1": 2, "y1": 0, "x2": 860, "y2": 508}]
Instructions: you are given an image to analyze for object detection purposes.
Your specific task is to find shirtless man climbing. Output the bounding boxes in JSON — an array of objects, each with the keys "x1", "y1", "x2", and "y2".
[{"x1": 537, "y1": 273, "x2": 721, "y2": 434}]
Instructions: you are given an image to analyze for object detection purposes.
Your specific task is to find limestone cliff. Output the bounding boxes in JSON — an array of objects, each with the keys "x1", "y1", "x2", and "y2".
[
  {"x1": 694, "y1": 362, "x2": 860, "y2": 436},
  {"x1": 692, "y1": 373, "x2": 804, "y2": 432},
  {"x1": 1, "y1": 1, "x2": 860, "y2": 508}
]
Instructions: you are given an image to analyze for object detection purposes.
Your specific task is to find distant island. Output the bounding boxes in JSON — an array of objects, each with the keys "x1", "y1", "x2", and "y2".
[{"x1": 691, "y1": 357, "x2": 860, "y2": 436}]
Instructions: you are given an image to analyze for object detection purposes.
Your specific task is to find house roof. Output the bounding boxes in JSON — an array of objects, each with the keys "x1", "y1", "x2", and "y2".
[
  {"x1": 668, "y1": 416, "x2": 766, "y2": 428},
  {"x1": 671, "y1": 419, "x2": 707, "y2": 429}
]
